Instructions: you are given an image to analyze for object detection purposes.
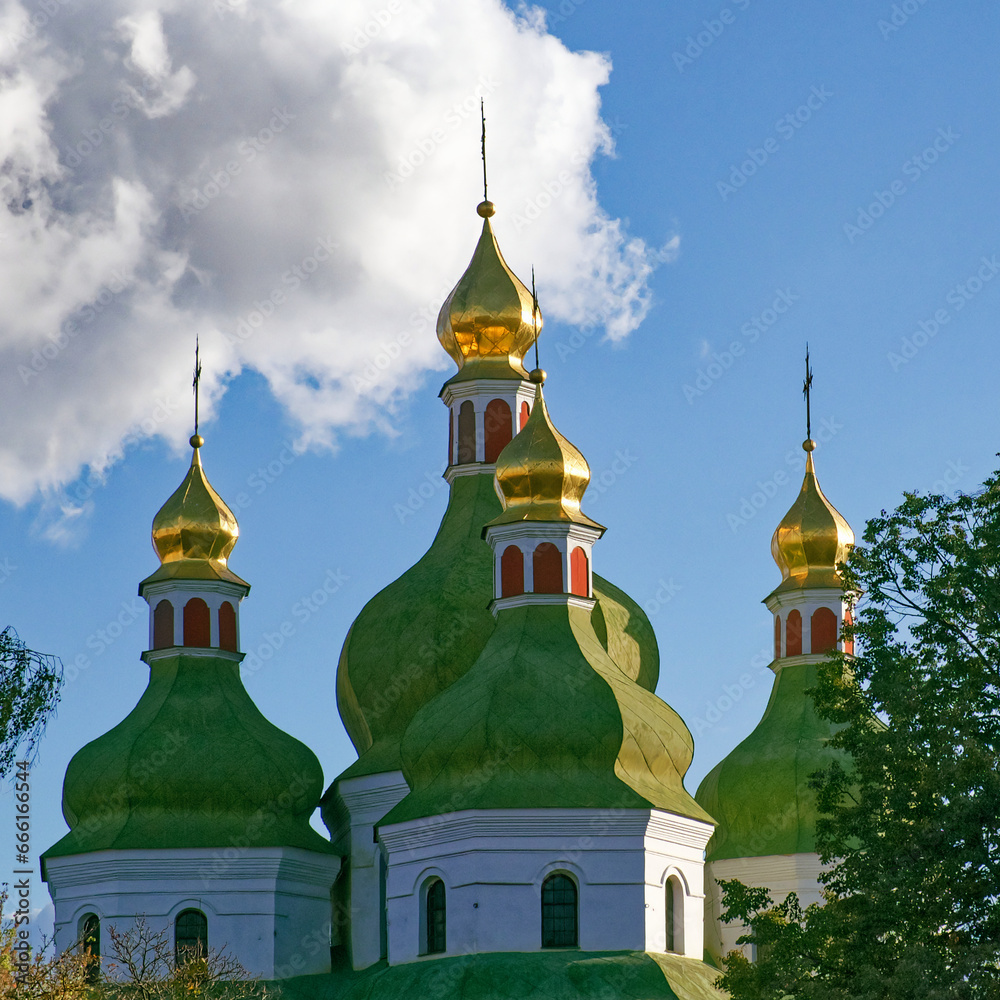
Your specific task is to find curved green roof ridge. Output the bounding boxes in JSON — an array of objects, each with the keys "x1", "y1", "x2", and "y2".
[
  {"x1": 45, "y1": 652, "x2": 332, "y2": 858},
  {"x1": 330, "y1": 472, "x2": 660, "y2": 794},
  {"x1": 382, "y1": 604, "x2": 710, "y2": 826},
  {"x1": 277, "y1": 950, "x2": 725, "y2": 1000},
  {"x1": 694, "y1": 661, "x2": 844, "y2": 862}
]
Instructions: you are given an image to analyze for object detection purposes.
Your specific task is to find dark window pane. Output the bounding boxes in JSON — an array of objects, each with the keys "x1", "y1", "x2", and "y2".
[
  {"x1": 426, "y1": 878, "x2": 446, "y2": 954},
  {"x1": 541, "y1": 874, "x2": 577, "y2": 948},
  {"x1": 175, "y1": 909, "x2": 208, "y2": 965}
]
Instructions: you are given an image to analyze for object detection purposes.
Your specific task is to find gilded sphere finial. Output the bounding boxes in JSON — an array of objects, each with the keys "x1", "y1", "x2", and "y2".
[
  {"x1": 190, "y1": 434, "x2": 205, "y2": 449},
  {"x1": 802, "y1": 438, "x2": 816, "y2": 452},
  {"x1": 477, "y1": 200, "x2": 495, "y2": 218},
  {"x1": 529, "y1": 367, "x2": 546, "y2": 384}
]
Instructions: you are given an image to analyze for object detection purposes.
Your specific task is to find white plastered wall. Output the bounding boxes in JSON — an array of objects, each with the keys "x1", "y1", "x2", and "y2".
[
  {"x1": 378, "y1": 808, "x2": 713, "y2": 965},
  {"x1": 704, "y1": 853, "x2": 825, "y2": 962},
  {"x1": 44, "y1": 846, "x2": 341, "y2": 979}
]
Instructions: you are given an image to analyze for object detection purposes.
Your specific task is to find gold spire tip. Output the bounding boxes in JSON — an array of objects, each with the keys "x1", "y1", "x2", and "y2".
[
  {"x1": 529, "y1": 367, "x2": 546, "y2": 385},
  {"x1": 190, "y1": 434, "x2": 204, "y2": 449},
  {"x1": 477, "y1": 200, "x2": 495, "y2": 218},
  {"x1": 803, "y1": 438, "x2": 816, "y2": 453}
]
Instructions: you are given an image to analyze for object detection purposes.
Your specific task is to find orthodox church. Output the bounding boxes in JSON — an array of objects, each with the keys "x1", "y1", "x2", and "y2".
[{"x1": 41, "y1": 189, "x2": 856, "y2": 999}]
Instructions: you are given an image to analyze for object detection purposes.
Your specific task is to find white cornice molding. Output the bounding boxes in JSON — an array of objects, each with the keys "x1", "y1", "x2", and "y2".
[
  {"x1": 444, "y1": 462, "x2": 496, "y2": 484},
  {"x1": 44, "y1": 846, "x2": 341, "y2": 889},
  {"x1": 335, "y1": 771, "x2": 410, "y2": 824},
  {"x1": 141, "y1": 646, "x2": 245, "y2": 665},
  {"x1": 762, "y1": 587, "x2": 847, "y2": 613},
  {"x1": 140, "y1": 578, "x2": 250, "y2": 601},
  {"x1": 440, "y1": 378, "x2": 534, "y2": 407},
  {"x1": 490, "y1": 593, "x2": 596, "y2": 616},
  {"x1": 379, "y1": 808, "x2": 710, "y2": 856}
]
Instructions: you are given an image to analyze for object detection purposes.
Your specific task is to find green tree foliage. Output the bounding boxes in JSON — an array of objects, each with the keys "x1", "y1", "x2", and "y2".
[
  {"x1": 1, "y1": 894, "x2": 268, "y2": 999},
  {"x1": 718, "y1": 472, "x2": 1000, "y2": 999},
  {"x1": 0, "y1": 628, "x2": 62, "y2": 779}
]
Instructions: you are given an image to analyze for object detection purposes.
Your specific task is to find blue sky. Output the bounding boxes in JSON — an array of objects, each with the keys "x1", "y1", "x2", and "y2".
[{"x1": 3, "y1": 0, "x2": 999, "y2": 939}]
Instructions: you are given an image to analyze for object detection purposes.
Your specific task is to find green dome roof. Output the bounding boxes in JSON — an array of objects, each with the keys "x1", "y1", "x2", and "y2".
[
  {"x1": 330, "y1": 472, "x2": 659, "y2": 793},
  {"x1": 382, "y1": 603, "x2": 711, "y2": 827},
  {"x1": 278, "y1": 949, "x2": 725, "y2": 999},
  {"x1": 45, "y1": 651, "x2": 333, "y2": 858},
  {"x1": 694, "y1": 661, "x2": 844, "y2": 862}
]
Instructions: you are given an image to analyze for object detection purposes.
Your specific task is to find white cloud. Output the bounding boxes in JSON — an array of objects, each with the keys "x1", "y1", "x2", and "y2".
[{"x1": 0, "y1": 0, "x2": 672, "y2": 510}]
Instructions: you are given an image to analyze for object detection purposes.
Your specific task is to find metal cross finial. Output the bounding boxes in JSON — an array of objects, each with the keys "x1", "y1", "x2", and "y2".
[
  {"x1": 193, "y1": 337, "x2": 202, "y2": 436},
  {"x1": 480, "y1": 99, "x2": 488, "y2": 202},
  {"x1": 802, "y1": 343, "x2": 813, "y2": 441},
  {"x1": 531, "y1": 266, "x2": 540, "y2": 371}
]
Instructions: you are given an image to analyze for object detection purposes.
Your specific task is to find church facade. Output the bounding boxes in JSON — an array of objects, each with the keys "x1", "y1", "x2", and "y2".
[{"x1": 41, "y1": 191, "x2": 855, "y2": 998}]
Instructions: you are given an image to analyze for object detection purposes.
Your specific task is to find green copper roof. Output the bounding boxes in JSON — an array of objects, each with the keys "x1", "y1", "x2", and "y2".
[
  {"x1": 330, "y1": 472, "x2": 660, "y2": 796},
  {"x1": 382, "y1": 603, "x2": 711, "y2": 826},
  {"x1": 45, "y1": 651, "x2": 333, "y2": 859},
  {"x1": 277, "y1": 950, "x2": 725, "y2": 1000},
  {"x1": 694, "y1": 661, "x2": 844, "y2": 862}
]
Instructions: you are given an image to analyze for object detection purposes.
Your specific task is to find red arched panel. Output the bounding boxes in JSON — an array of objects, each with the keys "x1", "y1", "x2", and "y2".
[
  {"x1": 219, "y1": 601, "x2": 238, "y2": 652},
  {"x1": 484, "y1": 399, "x2": 513, "y2": 463},
  {"x1": 501, "y1": 545, "x2": 524, "y2": 597},
  {"x1": 811, "y1": 607, "x2": 838, "y2": 654},
  {"x1": 533, "y1": 543, "x2": 563, "y2": 594},
  {"x1": 844, "y1": 607, "x2": 854, "y2": 656},
  {"x1": 153, "y1": 600, "x2": 174, "y2": 649},
  {"x1": 785, "y1": 609, "x2": 802, "y2": 657},
  {"x1": 520, "y1": 401, "x2": 530, "y2": 430},
  {"x1": 457, "y1": 401, "x2": 476, "y2": 464},
  {"x1": 570, "y1": 547, "x2": 589, "y2": 597},
  {"x1": 774, "y1": 615, "x2": 781, "y2": 660},
  {"x1": 183, "y1": 598, "x2": 211, "y2": 648}
]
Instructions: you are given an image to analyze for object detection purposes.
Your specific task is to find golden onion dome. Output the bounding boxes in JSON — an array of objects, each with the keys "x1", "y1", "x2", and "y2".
[
  {"x1": 769, "y1": 439, "x2": 854, "y2": 595},
  {"x1": 141, "y1": 435, "x2": 249, "y2": 587},
  {"x1": 487, "y1": 371, "x2": 603, "y2": 530},
  {"x1": 436, "y1": 201, "x2": 541, "y2": 383}
]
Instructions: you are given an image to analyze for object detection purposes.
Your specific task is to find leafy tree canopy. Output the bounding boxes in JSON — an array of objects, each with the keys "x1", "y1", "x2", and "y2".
[
  {"x1": 718, "y1": 469, "x2": 1000, "y2": 999},
  {"x1": 0, "y1": 627, "x2": 62, "y2": 779}
]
